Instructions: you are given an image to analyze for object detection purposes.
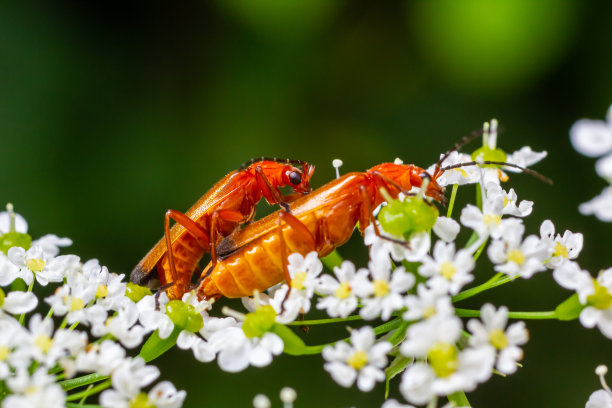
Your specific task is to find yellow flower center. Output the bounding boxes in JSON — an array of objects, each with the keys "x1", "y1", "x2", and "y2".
[
  {"x1": 25, "y1": 385, "x2": 39, "y2": 395},
  {"x1": 423, "y1": 305, "x2": 436, "y2": 318},
  {"x1": 129, "y1": 392, "x2": 154, "y2": 408},
  {"x1": 440, "y1": 261, "x2": 456, "y2": 280},
  {"x1": 291, "y1": 271, "x2": 308, "y2": 291},
  {"x1": 553, "y1": 241, "x2": 569, "y2": 258},
  {"x1": 427, "y1": 342, "x2": 458, "y2": 378},
  {"x1": 335, "y1": 282, "x2": 351, "y2": 299},
  {"x1": 483, "y1": 214, "x2": 501, "y2": 227},
  {"x1": 0, "y1": 345, "x2": 9, "y2": 361},
  {"x1": 457, "y1": 168, "x2": 468, "y2": 177},
  {"x1": 70, "y1": 297, "x2": 85, "y2": 311},
  {"x1": 373, "y1": 279, "x2": 390, "y2": 297},
  {"x1": 96, "y1": 284, "x2": 109, "y2": 298},
  {"x1": 34, "y1": 335, "x2": 53, "y2": 353},
  {"x1": 26, "y1": 258, "x2": 45, "y2": 272},
  {"x1": 489, "y1": 328, "x2": 508, "y2": 349},
  {"x1": 587, "y1": 279, "x2": 612, "y2": 310},
  {"x1": 503, "y1": 197, "x2": 510, "y2": 207},
  {"x1": 507, "y1": 249, "x2": 525, "y2": 265},
  {"x1": 347, "y1": 350, "x2": 368, "y2": 370}
]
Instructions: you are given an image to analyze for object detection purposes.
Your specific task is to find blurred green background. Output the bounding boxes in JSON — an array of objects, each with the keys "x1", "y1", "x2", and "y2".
[{"x1": 1, "y1": 1, "x2": 612, "y2": 407}]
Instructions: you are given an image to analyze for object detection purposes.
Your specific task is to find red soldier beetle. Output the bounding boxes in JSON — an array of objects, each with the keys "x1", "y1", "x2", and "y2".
[
  {"x1": 196, "y1": 132, "x2": 550, "y2": 301},
  {"x1": 130, "y1": 158, "x2": 315, "y2": 299}
]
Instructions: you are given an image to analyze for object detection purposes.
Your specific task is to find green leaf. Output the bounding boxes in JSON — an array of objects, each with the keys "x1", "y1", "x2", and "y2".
[
  {"x1": 321, "y1": 250, "x2": 343, "y2": 270},
  {"x1": 384, "y1": 355, "x2": 412, "y2": 398},
  {"x1": 448, "y1": 390, "x2": 471, "y2": 406},
  {"x1": 139, "y1": 326, "x2": 181, "y2": 362},
  {"x1": 555, "y1": 293, "x2": 584, "y2": 321},
  {"x1": 271, "y1": 324, "x2": 306, "y2": 355}
]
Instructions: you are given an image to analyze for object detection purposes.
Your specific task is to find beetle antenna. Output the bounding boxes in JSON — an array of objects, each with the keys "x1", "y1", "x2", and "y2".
[
  {"x1": 440, "y1": 160, "x2": 552, "y2": 184},
  {"x1": 432, "y1": 128, "x2": 485, "y2": 179},
  {"x1": 240, "y1": 157, "x2": 309, "y2": 170}
]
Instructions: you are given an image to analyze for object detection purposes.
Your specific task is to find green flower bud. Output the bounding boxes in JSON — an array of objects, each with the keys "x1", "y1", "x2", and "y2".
[
  {"x1": 184, "y1": 305, "x2": 204, "y2": 332},
  {"x1": 378, "y1": 197, "x2": 439, "y2": 240},
  {"x1": 125, "y1": 282, "x2": 152, "y2": 303},
  {"x1": 242, "y1": 305, "x2": 276, "y2": 338},
  {"x1": 0, "y1": 232, "x2": 32, "y2": 255},
  {"x1": 471, "y1": 145, "x2": 507, "y2": 167},
  {"x1": 166, "y1": 300, "x2": 189, "y2": 327}
]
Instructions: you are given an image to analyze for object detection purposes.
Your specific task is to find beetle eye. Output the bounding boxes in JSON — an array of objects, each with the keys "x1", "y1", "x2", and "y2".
[{"x1": 288, "y1": 171, "x2": 302, "y2": 185}]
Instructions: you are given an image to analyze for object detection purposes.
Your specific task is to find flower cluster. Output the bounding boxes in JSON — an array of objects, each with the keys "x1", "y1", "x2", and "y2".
[
  {"x1": 0, "y1": 207, "x2": 186, "y2": 408},
  {"x1": 3, "y1": 113, "x2": 612, "y2": 408},
  {"x1": 571, "y1": 104, "x2": 612, "y2": 221}
]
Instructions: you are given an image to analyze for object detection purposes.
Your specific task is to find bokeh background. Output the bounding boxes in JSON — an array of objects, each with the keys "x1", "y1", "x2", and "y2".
[{"x1": 1, "y1": 1, "x2": 612, "y2": 407}]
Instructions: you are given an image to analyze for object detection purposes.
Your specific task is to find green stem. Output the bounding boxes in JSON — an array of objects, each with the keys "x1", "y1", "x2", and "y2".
[
  {"x1": 288, "y1": 315, "x2": 365, "y2": 326},
  {"x1": 18, "y1": 278, "x2": 36, "y2": 325},
  {"x1": 455, "y1": 308, "x2": 558, "y2": 320},
  {"x1": 65, "y1": 380, "x2": 111, "y2": 402},
  {"x1": 60, "y1": 373, "x2": 108, "y2": 391},
  {"x1": 301, "y1": 318, "x2": 402, "y2": 355},
  {"x1": 472, "y1": 236, "x2": 488, "y2": 261},
  {"x1": 446, "y1": 184, "x2": 459, "y2": 218},
  {"x1": 388, "y1": 320, "x2": 410, "y2": 346},
  {"x1": 452, "y1": 273, "x2": 515, "y2": 303}
]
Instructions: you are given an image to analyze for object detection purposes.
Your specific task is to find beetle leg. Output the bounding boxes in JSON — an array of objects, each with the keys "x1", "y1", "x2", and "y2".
[
  {"x1": 255, "y1": 166, "x2": 290, "y2": 211},
  {"x1": 277, "y1": 210, "x2": 316, "y2": 313},
  {"x1": 164, "y1": 209, "x2": 211, "y2": 298},
  {"x1": 210, "y1": 209, "x2": 249, "y2": 267}
]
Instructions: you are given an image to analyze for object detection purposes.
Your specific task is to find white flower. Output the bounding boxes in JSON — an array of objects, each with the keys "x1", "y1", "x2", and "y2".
[
  {"x1": 0, "y1": 318, "x2": 29, "y2": 378},
  {"x1": 427, "y1": 151, "x2": 481, "y2": 187},
  {"x1": 487, "y1": 227, "x2": 549, "y2": 279},
  {"x1": 578, "y1": 268, "x2": 612, "y2": 339},
  {"x1": 148, "y1": 381, "x2": 187, "y2": 408},
  {"x1": 3, "y1": 367, "x2": 66, "y2": 408},
  {"x1": 467, "y1": 304, "x2": 529, "y2": 374},
  {"x1": 137, "y1": 294, "x2": 175, "y2": 339},
  {"x1": 176, "y1": 330, "x2": 215, "y2": 363},
  {"x1": 75, "y1": 339, "x2": 126, "y2": 376},
  {"x1": 316, "y1": 261, "x2": 369, "y2": 318},
  {"x1": 365, "y1": 224, "x2": 431, "y2": 266},
  {"x1": 31, "y1": 234, "x2": 72, "y2": 258},
  {"x1": 580, "y1": 187, "x2": 612, "y2": 222},
  {"x1": 399, "y1": 315, "x2": 494, "y2": 405},
  {"x1": 485, "y1": 182, "x2": 533, "y2": 217},
  {"x1": 358, "y1": 263, "x2": 415, "y2": 320},
  {"x1": 92, "y1": 301, "x2": 147, "y2": 348},
  {"x1": 432, "y1": 216, "x2": 460, "y2": 242},
  {"x1": 207, "y1": 326, "x2": 283, "y2": 372},
  {"x1": 570, "y1": 104, "x2": 612, "y2": 158},
  {"x1": 7, "y1": 245, "x2": 65, "y2": 286},
  {"x1": 322, "y1": 326, "x2": 392, "y2": 392},
  {"x1": 460, "y1": 195, "x2": 518, "y2": 241},
  {"x1": 381, "y1": 399, "x2": 416, "y2": 408},
  {"x1": 586, "y1": 390, "x2": 612, "y2": 408},
  {"x1": 539, "y1": 220, "x2": 583, "y2": 268},
  {"x1": 505, "y1": 146, "x2": 548, "y2": 173},
  {"x1": 403, "y1": 284, "x2": 454, "y2": 322},
  {"x1": 99, "y1": 357, "x2": 160, "y2": 408},
  {"x1": 24, "y1": 314, "x2": 87, "y2": 368},
  {"x1": 552, "y1": 261, "x2": 593, "y2": 302},
  {"x1": 0, "y1": 290, "x2": 38, "y2": 315},
  {"x1": 268, "y1": 251, "x2": 322, "y2": 324},
  {"x1": 418, "y1": 241, "x2": 474, "y2": 295},
  {"x1": 0, "y1": 252, "x2": 20, "y2": 286}
]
